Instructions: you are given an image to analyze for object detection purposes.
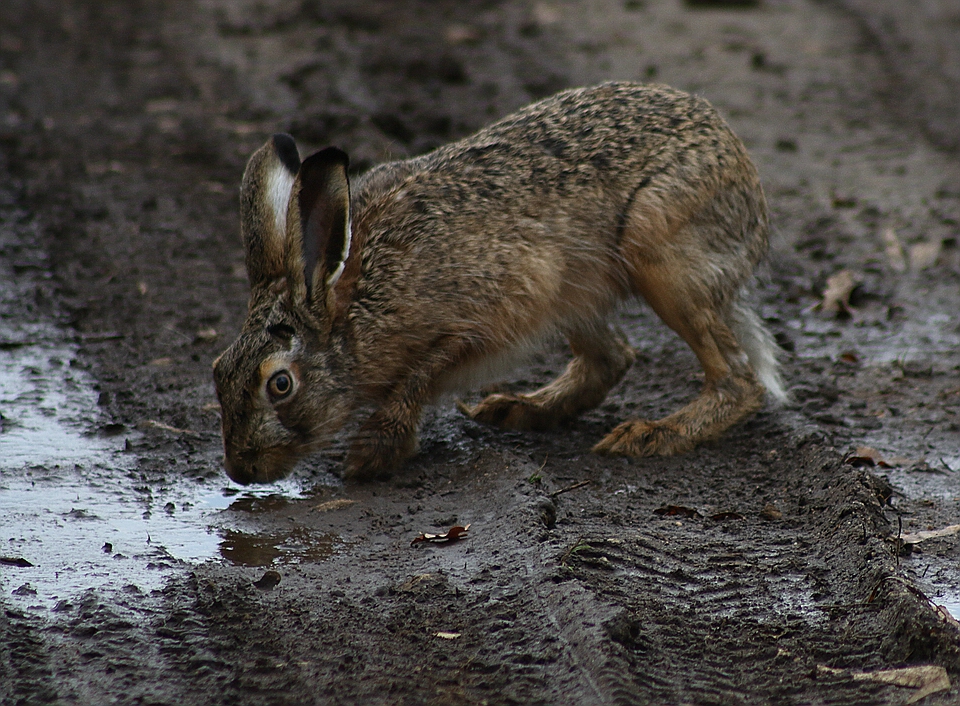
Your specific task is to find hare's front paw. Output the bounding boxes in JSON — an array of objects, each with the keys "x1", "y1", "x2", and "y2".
[
  {"x1": 344, "y1": 427, "x2": 419, "y2": 482},
  {"x1": 457, "y1": 395, "x2": 561, "y2": 432},
  {"x1": 593, "y1": 420, "x2": 695, "y2": 457}
]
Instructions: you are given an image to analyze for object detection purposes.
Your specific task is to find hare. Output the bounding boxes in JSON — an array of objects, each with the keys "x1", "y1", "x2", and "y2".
[{"x1": 213, "y1": 81, "x2": 786, "y2": 485}]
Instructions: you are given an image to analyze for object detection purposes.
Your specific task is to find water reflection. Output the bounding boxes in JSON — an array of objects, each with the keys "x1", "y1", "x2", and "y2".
[{"x1": 218, "y1": 527, "x2": 338, "y2": 567}]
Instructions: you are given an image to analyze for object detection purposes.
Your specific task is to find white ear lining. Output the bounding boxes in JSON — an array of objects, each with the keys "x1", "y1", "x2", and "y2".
[
  {"x1": 324, "y1": 213, "x2": 352, "y2": 287},
  {"x1": 265, "y1": 162, "x2": 296, "y2": 239}
]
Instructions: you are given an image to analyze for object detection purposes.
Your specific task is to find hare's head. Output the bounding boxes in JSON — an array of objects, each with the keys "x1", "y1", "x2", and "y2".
[{"x1": 213, "y1": 135, "x2": 362, "y2": 484}]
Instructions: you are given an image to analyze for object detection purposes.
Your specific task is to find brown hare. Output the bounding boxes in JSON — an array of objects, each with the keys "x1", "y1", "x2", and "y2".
[{"x1": 213, "y1": 81, "x2": 786, "y2": 484}]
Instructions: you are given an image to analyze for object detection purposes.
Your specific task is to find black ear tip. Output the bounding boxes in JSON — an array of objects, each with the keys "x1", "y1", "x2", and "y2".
[
  {"x1": 272, "y1": 133, "x2": 301, "y2": 174},
  {"x1": 304, "y1": 146, "x2": 350, "y2": 172}
]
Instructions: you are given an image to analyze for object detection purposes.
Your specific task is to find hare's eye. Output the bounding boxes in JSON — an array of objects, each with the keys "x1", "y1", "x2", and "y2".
[{"x1": 266, "y1": 370, "x2": 294, "y2": 401}]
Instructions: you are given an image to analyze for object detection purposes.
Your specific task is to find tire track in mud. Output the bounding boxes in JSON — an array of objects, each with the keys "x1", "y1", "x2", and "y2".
[{"x1": 552, "y1": 434, "x2": 958, "y2": 704}]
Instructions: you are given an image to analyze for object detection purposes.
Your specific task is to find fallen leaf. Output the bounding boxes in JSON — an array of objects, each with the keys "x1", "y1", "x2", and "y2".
[
  {"x1": 854, "y1": 665, "x2": 951, "y2": 704},
  {"x1": 434, "y1": 631, "x2": 461, "y2": 640},
  {"x1": 194, "y1": 328, "x2": 218, "y2": 344},
  {"x1": 314, "y1": 499, "x2": 357, "y2": 513},
  {"x1": 444, "y1": 23, "x2": 479, "y2": 45},
  {"x1": 396, "y1": 574, "x2": 444, "y2": 593},
  {"x1": 818, "y1": 269, "x2": 861, "y2": 315},
  {"x1": 411, "y1": 524, "x2": 471, "y2": 546},
  {"x1": 760, "y1": 503, "x2": 783, "y2": 521},
  {"x1": 909, "y1": 240, "x2": 942, "y2": 271},
  {"x1": 845, "y1": 447, "x2": 893, "y2": 468},
  {"x1": 816, "y1": 665, "x2": 951, "y2": 703},
  {"x1": 883, "y1": 228, "x2": 907, "y2": 273},
  {"x1": 900, "y1": 524, "x2": 960, "y2": 545},
  {"x1": 653, "y1": 505, "x2": 702, "y2": 519}
]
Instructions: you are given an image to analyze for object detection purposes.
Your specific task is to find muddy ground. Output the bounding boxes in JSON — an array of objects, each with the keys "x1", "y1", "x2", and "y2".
[{"x1": 1, "y1": 0, "x2": 959, "y2": 704}]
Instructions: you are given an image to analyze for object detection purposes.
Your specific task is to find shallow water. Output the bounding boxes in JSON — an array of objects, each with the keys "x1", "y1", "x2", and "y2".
[
  {"x1": 0, "y1": 234, "x2": 323, "y2": 611},
  {"x1": 0, "y1": 331, "x2": 319, "y2": 610}
]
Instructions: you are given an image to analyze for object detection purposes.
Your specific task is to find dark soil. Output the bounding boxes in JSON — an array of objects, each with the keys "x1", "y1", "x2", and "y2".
[{"x1": 2, "y1": 1, "x2": 959, "y2": 704}]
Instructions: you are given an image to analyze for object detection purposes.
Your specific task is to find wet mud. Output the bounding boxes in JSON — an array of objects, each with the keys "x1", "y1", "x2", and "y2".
[{"x1": 1, "y1": 1, "x2": 959, "y2": 704}]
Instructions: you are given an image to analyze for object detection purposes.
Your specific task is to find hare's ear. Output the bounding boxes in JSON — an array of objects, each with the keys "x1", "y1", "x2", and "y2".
[
  {"x1": 291, "y1": 147, "x2": 357, "y2": 319},
  {"x1": 239, "y1": 134, "x2": 301, "y2": 291}
]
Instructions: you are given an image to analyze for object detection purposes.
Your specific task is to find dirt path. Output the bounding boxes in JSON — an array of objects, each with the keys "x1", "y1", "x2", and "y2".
[{"x1": 1, "y1": 1, "x2": 958, "y2": 704}]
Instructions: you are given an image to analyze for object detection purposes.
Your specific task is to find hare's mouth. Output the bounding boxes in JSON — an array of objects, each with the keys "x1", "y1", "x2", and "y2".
[{"x1": 225, "y1": 445, "x2": 302, "y2": 485}]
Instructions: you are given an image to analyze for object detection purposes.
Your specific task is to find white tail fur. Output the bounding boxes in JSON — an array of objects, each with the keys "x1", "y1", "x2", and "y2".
[{"x1": 728, "y1": 299, "x2": 788, "y2": 403}]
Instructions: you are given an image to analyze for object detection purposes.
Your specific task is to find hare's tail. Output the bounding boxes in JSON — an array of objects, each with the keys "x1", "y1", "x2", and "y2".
[{"x1": 728, "y1": 296, "x2": 788, "y2": 403}]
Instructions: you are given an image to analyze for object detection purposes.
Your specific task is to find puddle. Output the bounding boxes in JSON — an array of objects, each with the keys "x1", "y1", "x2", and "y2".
[
  {"x1": 787, "y1": 296, "x2": 960, "y2": 367},
  {"x1": 0, "y1": 204, "x2": 327, "y2": 612},
  {"x1": 218, "y1": 527, "x2": 338, "y2": 567}
]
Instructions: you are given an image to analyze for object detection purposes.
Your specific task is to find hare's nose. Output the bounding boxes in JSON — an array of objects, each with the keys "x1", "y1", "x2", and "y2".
[{"x1": 223, "y1": 452, "x2": 255, "y2": 485}]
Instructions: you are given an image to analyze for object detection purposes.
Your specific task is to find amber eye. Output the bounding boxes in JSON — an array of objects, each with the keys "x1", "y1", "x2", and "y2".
[{"x1": 266, "y1": 370, "x2": 294, "y2": 400}]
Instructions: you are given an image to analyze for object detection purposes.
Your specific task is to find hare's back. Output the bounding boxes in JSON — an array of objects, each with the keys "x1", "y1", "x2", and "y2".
[{"x1": 354, "y1": 82, "x2": 752, "y2": 254}]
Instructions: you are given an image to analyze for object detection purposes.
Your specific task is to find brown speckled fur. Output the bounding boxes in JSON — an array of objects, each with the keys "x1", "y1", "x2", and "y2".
[{"x1": 213, "y1": 82, "x2": 786, "y2": 484}]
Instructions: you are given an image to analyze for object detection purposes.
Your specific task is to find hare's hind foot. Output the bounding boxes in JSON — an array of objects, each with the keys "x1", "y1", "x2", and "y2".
[
  {"x1": 593, "y1": 376, "x2": 764, "y2": 457},
  {"x1": 459, "y1": 324, "x2": 635, "y2": 432},
  {"x1": 592, "y1": 419, "x2": 694, "y2": 457}
]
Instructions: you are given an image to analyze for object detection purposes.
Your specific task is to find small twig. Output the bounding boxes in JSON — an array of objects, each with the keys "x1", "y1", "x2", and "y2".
[
  {"x1": 560, "y1": 536, "x2": 588, "y2": 565},
  {"x1": 896, "y1": 513, "x2": 902, "y2": 568},
  {"x1": 138, "y1": 419, "x2": 202, "y2": 437},
  {"x1": 164, "y1": 324, "x2": 193, "y2": 344},
  {"x1": 550, "y1": 480, "x2": 590, "y2": 498}
]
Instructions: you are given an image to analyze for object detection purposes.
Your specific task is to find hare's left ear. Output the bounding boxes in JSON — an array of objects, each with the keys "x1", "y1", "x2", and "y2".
[
  {"x1": 287, "y1": 147, "x2": 357, "y2": 320},
  {"x1": 239, "y1": 134, "x2": 301, "y2": 293}
]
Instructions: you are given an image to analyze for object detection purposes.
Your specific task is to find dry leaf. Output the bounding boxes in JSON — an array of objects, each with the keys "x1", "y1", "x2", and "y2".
[
  {"x1": 314, "y1": 499, "x2": 357, "y2": 513},
  {"x1": 845, "y1": 447, "x2": 893, "y2": 468},
  {"x1": 819, "y1": 269, "x2": 860, "y2": 315},
  {"x1": 883, "y1": 228, "x2": 907, "y2": 273},
  {"x1": 817, "y1": 665, "x2": 951, "y2": 704},
  {"x1": 444, "y1": 24, "x2": 479, "y2": 45},
  {"x1": 194, "y1": 328, "x2": 218, "y2": 343},
  {"x1": 434, "y1": 631, "x2": 461, "y2": 640},
  {"x1": 900, "y1": 524, "x2": 960, "y2": 545},
  {"x1": 854, "y1": 665, "x2": 951, "y2": 704},
  {"x1": 760, "y1": 503, "x2": 783, "y2": 521},
  {"x1": 653, "y1": 505, "x2": 702, "y2": 519},
  {"x1": 909, "y1": 241, "x2": 942, "y2": 271},
  {"x1": 838, "y1": 350, "x2": 859, "y2": 364},
  {"x1": 411, "y1": 524, "x2": 471, "y2": 546}
]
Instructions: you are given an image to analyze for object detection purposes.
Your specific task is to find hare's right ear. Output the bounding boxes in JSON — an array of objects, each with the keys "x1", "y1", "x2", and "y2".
[
  {"x1": 289, "y1": 147, "x2": 357, "y2": 322},
  {"x1": 239, "y1": 134, "x2": 302, "y2": 291}
]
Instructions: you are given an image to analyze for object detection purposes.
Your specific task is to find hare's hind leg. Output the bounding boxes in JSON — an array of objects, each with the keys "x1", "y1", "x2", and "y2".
[
  {"x1": 460, "y1": 321, "x2": 636, "y2": 432},
  {"x1": 593, "y1": 250, "x2": 766, "y2": 457}
]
